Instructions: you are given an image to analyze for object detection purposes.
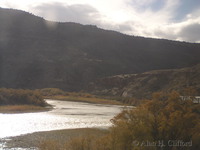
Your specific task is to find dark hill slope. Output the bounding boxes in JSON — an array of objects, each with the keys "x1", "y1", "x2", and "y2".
[
  {"x1": 88, "y1": 64, "x2": 200, "y2": 99},
  {"x1": 0, "y1": 8, "x2": 200, "y2": 91}
]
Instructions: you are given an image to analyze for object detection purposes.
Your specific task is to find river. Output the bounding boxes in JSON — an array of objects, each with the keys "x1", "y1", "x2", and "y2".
[{"x1": 0, "y1": 99, "x2": 124, "y2": 139}]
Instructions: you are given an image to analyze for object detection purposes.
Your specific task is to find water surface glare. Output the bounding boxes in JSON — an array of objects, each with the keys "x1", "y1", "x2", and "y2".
[{"x1": 0, "y1": 100, "x2": 123, "y2": 138}]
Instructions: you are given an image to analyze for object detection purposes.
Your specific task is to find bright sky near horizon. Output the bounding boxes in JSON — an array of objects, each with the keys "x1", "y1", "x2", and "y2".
[{"x1": 0, "y1": 0, "x2": 200, "y2": 43}]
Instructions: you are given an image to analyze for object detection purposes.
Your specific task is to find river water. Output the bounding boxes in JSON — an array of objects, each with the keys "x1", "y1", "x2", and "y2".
[{"x1": 0, "y1": 99, "x2": 123, "y2": 139}]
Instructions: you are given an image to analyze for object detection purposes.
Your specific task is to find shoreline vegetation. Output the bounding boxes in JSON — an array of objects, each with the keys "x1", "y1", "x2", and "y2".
[
  {"x1": 0, "y1": 88, "x2": 49, "y2": 113},
  {"x1": 0, "y1": 105, "x2": 51, "y2": 114},
  {"x1": 46, "y1": 95, "x2": 123, "y2": 105},
  {"x1": 37, "y1": 88, "x2": 124, "y2": 105},
  {"x1": 4, "y1": 91, "x2": 200, "y2": 150},
  {"x1": 0, "y1": 88, "x2": 124, "y2": 114},
  {"x1": 1, "y1": 89, "x2": 200, "y2": 149}
]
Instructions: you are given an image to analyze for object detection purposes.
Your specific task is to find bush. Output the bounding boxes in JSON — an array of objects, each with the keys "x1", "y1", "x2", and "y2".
[
  {"x1": 0, "y1": 88, "x2": 46, "y2": 106},
  {"x1": 109, "y1": 91, "x2": 200, "y2": 150},
  {"x1": 37, "y1": 88, "x2": 65, "y2": 97}
]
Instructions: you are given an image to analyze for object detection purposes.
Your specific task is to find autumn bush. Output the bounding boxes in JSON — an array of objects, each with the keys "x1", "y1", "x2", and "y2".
[
  {"x1": 109, "y1": 91, "x2": 200, "y2": 150},
  {"x1": 0, "y1": 88, "x2": 46, "y2": 106}
]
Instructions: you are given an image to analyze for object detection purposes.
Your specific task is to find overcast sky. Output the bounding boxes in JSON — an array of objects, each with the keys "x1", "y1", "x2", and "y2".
[{"x1": 1, "y1": 0, "x2": 200, "y2": 43}]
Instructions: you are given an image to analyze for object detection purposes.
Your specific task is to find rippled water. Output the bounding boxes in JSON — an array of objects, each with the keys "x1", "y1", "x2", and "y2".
[{"x1": 0, "y1": 100, "x2": 123, "y2": 138}]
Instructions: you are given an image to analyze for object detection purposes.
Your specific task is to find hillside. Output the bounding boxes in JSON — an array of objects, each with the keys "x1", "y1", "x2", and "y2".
[
  {"x1": 0, "y1": 8, "x2": 200, "y2": 91},
  {"x1": 88, "y1": 64, "x2": 200, "y2": 99}
]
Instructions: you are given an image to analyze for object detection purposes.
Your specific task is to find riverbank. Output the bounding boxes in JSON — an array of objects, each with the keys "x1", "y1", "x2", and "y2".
[
  {"x1": 0, "y1": 96, "x2": 123, "y2": 114},
  {"x1": 38, "y1": 88, "x2": 124, "y2": 105},
  {"x1": 0, "y1": 88, "x2": 49, "y2": 114},
  {"x1": 0, "y1": 105, "x2": 52, "y2": 114},
  {"x1": 0, "y1": 99, "x2": 122, "y2": 147},
  {"x1": 46, "y1": 95, "x2": 124, "y2": 105},
  {"x1": 2, "y1": 128, "x2": 108, "y2": 149}
]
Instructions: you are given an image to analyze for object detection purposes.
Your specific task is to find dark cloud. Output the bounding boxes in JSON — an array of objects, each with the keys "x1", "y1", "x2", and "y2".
[
  {"x1": 152, "y1": 23, "x2": 200, "y2": 43},
  {"x1": 118, "y1": 23, "x2": 133, "y2": 32},
  {"x1": 178, "y1": 23, "x2": 200, "y2": 42},
  {"x1": 33, "y1": 2, "x2": 102, "y2": 25},
  {"x1": 154, "y1": 29, "x2": 177, "y2": 40}
]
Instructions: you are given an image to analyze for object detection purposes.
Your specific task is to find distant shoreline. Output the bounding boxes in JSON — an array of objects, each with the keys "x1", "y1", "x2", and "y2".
[{"x1": 44, "y1": 95, "x2": 124, "y2": 106}]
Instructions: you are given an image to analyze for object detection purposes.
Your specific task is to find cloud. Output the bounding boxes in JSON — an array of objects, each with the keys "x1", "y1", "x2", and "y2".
[
  {"x1": 178, "y1": 23, "x2": 200, "y2": 42},
  {"x1": 111, "y1": 0, "x2": 181, "y2": 37},
  {"x1": 32, "y1": 2, "x2": 103, "y2": 25},
  {"x1": 2, "y1": 0, "x2": 200, "y2": 43},
  {"x1": 118, "y1": 23, "x2": 133, "y2": 32},
  {"x1": 28, "y1": 1, "x2": 200, "y2": 43},
  {"x1": 119, "y1": 0, "x2": 200, "y2": 43},
  {"x1": 152, "y1": 6, "x2": 200, "y2": 42}
]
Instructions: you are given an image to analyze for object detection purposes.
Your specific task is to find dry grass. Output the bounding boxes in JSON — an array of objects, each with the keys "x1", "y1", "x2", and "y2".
[
  {"x1": 0, "y1": 105, "x2": 50, "y2": 113},
  {"x1": 37, "y1": 88, "x2": 125, "y2": 105},
  {"x1": 48, "y1": 95, "x2": 123, "y2": 105},
  {"x1": 6, "y1": 128, "x2": 109, "y2": 149},
  {"x1": 38, "y1": 128, "x2": 114, "y2": 150},
  {"x1": 39, "y1": 128, "x2": 110, "y2": 150}
]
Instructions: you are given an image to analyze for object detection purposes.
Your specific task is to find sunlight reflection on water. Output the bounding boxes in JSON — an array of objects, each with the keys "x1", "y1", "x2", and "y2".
[{"x1": 0, "y1": 100, "x2": 123, "y2": 138}]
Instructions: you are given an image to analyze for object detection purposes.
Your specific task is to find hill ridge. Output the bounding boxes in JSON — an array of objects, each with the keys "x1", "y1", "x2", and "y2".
[
  {"x1": 0, "y1": 8, "x2": 200, "y2": 91},
  {"x1": 88, "y1": 63, "x2": 200, "y2": 98}
]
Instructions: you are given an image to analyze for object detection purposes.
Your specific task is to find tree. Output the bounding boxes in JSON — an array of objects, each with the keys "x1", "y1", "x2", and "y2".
[{"x1": 110, "y1": 91, "x2": 200, "y2": 150}]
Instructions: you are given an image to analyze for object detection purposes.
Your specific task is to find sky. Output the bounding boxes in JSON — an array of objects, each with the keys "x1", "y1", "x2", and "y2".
[{"x1": 0, "y1": 0, "x2": 200, "y2": 43}]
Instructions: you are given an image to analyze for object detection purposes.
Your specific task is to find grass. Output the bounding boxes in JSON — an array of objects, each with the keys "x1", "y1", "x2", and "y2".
[
  {"x1": 37, "y1": 88, "x2": 125, "y2": 105},
  {"x1": 47, "y1": 95, "x2": 124, "y2": 105},
  {"x1": 0, "y1": 105, "x2": 51, "y2": 113},
  {"x1": 5, "y1": 128, "x2": 109, "y2": 149}
]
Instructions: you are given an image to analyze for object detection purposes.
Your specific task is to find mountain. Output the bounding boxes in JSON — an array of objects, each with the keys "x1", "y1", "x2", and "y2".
[
  {"x1": 0, "y1": 8, "x2": 200, "y2": 91},
  {"x1": 88, "y1": 64, "x2": 200, "y2": 99}
]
